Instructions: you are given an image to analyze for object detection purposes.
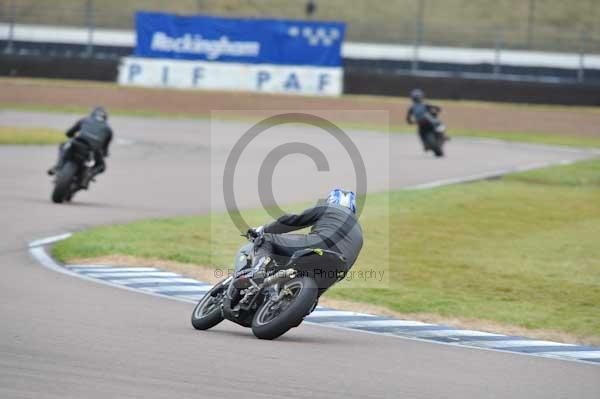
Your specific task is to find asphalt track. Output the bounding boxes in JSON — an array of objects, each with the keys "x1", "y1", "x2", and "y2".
[{"x1": 1, "y1": 110, "x2": 599, "y2": 398}]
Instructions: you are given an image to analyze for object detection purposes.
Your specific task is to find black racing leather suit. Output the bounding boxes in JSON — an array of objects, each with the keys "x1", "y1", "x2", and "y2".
[
  {"x1": 62, "y1": 116, "x2": 113, "y2": 176},
  {"x1": 255, "y1": 204, "x2": 363, "y2": 289}
]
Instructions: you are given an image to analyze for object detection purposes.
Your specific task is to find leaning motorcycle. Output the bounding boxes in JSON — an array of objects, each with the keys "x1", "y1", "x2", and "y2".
[
  {"x1": 420, "y1": 108, "x2": 447, "y2": 157},
  {"x1": 191, "y1": 231, "x2": 347, "y2": 340},
  {"x1": 51, "y1": 137, "x2": 95, "y2": 203}
]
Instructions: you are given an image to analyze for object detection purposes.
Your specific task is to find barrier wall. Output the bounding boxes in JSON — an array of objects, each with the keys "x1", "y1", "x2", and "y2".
[
  {"x1": 344, "y1": 66, "x2": 600, "y2": 106},
  {"x1": 0, "y1": 53, "x2": 118, "y2": 81},
  {"x1": 1, "y1": 52, "x2": 600, "y2": 106}
]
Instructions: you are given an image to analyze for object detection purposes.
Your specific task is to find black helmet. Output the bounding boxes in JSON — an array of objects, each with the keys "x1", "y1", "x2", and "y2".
[
  {"x1": 410, "y1": 89, "x2": 424, "y2": 102},
  {"x1": 91, "y1": 106, "x2": 108, "y2": 122}
]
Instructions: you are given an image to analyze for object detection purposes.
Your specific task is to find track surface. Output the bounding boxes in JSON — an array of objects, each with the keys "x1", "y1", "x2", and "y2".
[{"x1": 1, "y1": 110, "x2": 598, "y2": 398}]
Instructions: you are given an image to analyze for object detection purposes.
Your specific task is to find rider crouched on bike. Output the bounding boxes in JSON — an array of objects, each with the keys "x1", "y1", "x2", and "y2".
[
  {"x1": 246, "y1": 189, "x2": 363, "y2": 291},
  {"x1": 405, "y1": 88, "x2": 449, "y2": 151},
  {"x1": 47, "y1": 106, "x2": 113, "y2": 188}
]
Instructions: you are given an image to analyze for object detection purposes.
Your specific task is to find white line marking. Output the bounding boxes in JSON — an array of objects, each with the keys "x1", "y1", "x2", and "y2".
[
  {"x1": 416, "y1": 330, "x2": 506, "y2": 338},
  {"x1": 143, "y1": 285, "x2": 211, "y2": 293},
  {"x1": 404, "y1": 159, "x2": 584, "y2": 190},
  {"x1": 28, "y1": 239, "x2": 194, "y2": 304},
  {"x1": 172, "y1": 293, "x2": 205, "y2": 300},
  {"x1": 112, "y1": 277, "x2": 201, "y2": 285},
  {"x1": 29, "y1": 233, "x2": 72, "y2": 248},
  {"x1": 115, "y1": 138, "x2": 135, "y2": 146},
  {"x1": 85, "y1": 271, "x2": 182, "y2": 278},
  {"x1": 541, "y1": 351, "x2": 600, "y2": 360},
  {"x1": 330, "y1": 319, "x2": 434, "y2": 328},
  {"x1": 305, "y1": 320, "x2": 600, "y2": 366},
  {"x1": 69, "y1": 266, "x2": 160, "y2": 273},
  {"x1": 468, "y1": 340, "x2": 575, "y2": 348},
  {"x1": 307, "y1": 310, "x2": 377, "y2": 318}
]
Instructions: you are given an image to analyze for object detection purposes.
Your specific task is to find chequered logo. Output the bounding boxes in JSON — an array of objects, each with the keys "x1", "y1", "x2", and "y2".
[{"x1": 287, "y1": 26, "x2": 341, "y2": 47}]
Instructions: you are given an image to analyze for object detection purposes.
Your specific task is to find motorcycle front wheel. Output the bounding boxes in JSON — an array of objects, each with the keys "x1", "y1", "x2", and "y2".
[
  {"x1": 425, "y1": 132, "x2": 444, "y2": 157},
  {"x1": 251, "y1": 276, "x2": 318, "y2": 340},
  {"x1": 191, "y1": 280, "x2": 226, "y2": 330}
]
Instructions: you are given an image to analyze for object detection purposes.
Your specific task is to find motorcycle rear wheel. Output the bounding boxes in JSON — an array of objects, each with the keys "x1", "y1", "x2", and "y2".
[
  {"x1": 251, "y1": 277, "x2": 318, "y2": 340},
  {"x1": 52, "y1": 162, "x2": 77, "y2": 203}
]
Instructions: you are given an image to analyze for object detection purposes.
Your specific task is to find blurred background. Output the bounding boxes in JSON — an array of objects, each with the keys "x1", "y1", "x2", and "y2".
[
  {"x1": 1, "y1": 0, "x2": 599, "y2": 103},
  {"x1": 3, "y1": 0, "x2": 599, "y2": 51}
]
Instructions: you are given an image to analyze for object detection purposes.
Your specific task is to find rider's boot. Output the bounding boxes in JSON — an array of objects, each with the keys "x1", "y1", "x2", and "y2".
[{"x1": 47, "y1": 165, "x2": 58, "y2": 176}]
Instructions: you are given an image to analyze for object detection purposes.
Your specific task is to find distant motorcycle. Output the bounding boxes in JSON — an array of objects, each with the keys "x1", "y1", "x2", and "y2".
[
  {"x1": 191, "y1": 230, "x2": 347, "y2": 340},
  {"x1": 51, "y1": 138, "x2": 95, "y2": 203},
  {"x1": 419, "y1": 107, "x2": 447, "y2": 157}
]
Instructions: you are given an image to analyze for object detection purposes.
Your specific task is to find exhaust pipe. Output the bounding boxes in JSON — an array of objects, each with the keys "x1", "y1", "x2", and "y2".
[{"x1": 263, "y1": 269, "x2": 296, "y2": 286}]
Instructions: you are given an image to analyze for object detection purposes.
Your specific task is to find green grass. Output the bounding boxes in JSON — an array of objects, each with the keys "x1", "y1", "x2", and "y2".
[
  {"x1": 505, "y1": 158, "x2": 600, "y2": 187},
  {"x1": 53, "y1": 158, "x2": 600, "y2": 340},
  {"x1": 0, "y1": 126, "x2": 64, "y2": 145},
  {"x1": 0, "y1": 102, "x2": 212, "y2": 121}
]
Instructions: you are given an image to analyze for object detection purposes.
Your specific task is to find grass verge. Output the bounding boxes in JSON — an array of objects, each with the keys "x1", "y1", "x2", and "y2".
[
  {"x1": 0, "y1": 126, "x2": 64, "y2": 145},
  {"x1": 53, "y1": 158, "x2": 600, "y2": 343},
  {"x1": 3, "y1": 101, "x2": 600, "y2": 149}
]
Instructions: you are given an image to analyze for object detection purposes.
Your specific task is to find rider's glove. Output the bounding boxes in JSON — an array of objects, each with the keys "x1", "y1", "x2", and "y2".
[{"x1": 247, "y1": 225, "x2": 264, "y2": 238}]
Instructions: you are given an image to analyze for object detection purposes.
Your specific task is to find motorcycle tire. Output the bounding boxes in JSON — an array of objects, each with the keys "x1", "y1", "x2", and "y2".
[
  {"x1": 251, "y1": 276, "x2": 318, "y2": 340},
  {"x1": 52, "y1": 162, "x2": 77, "y2": 203},
  {"x1": 64, "y1": 189, "x2": 75, "y2": 202},
  {"x1": 426, "y1": 132, "x2": 444, "y2": 157},
  {"x1": 191, "y1": 280, "x2": 226, "y2": 330}
]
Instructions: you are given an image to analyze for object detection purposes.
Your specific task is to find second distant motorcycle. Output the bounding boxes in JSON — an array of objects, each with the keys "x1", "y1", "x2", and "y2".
[
  {"x1": 406, "y1": 89, "x2": 449, "y2": 157},
  {"x1": 48, "y1": 107, "x2": 113, "y2": 203}
]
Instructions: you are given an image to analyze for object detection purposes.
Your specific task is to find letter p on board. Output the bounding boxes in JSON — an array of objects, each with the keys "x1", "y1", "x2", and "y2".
[
  {"x1": 128, "y1": 63, "x2": 142, "y2": 82},
  {"x1": 257, "y1": 71, "x2": 271, "y2": 89}
]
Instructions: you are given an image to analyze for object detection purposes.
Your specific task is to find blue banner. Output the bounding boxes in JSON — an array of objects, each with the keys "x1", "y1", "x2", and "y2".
[{"x1": 134, "y1": 12, "x2": 345, "y2": 67}]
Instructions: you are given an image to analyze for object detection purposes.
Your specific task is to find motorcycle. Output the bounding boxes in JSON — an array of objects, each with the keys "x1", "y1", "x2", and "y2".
[
  {"x1": 419, "y1": 108, "x2": 447, "y2": 157},
  {"x1": 191, "y1": 231, "x2": 347, "y2": 340},
  {"x1": 51, "y1": 138, "x2": 95, "y2": 203}
]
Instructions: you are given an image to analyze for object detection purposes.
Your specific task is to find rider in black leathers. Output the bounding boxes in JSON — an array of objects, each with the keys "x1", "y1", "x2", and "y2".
[
  {"x1": 47, "y1": 107, "x2": 113, "y2": 188},
  {"x1": 406, "y1": 89, "x2": 447, "y2": 150},
  {"x1": 246, "y1": 189, "x2": 363, "y2": 291}
]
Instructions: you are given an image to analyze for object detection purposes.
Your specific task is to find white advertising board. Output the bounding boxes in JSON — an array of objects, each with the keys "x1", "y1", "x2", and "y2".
[{"x1": 118, "y1": 57, "x2": 343, "y2": 96}]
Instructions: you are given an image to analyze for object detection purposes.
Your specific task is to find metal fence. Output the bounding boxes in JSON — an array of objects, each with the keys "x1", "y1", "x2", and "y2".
[
  {"x1": 1, "y1": 0, "x2": 599, "y2": 83},
  {"x1": 2, "y1": 0, "x2": 599, "y2": 52}
]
